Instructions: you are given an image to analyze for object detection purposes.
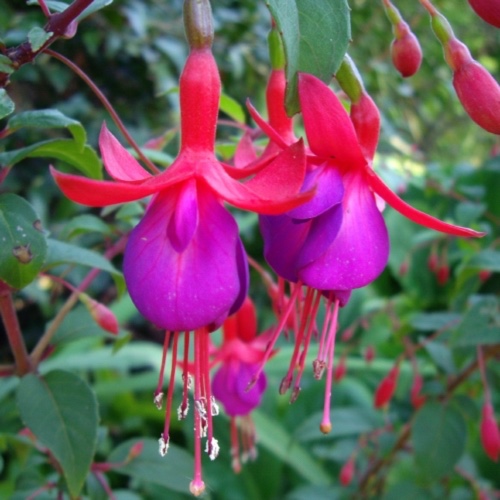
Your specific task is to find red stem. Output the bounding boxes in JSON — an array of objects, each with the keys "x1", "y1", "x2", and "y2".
[{"x1": 0, "y1": 292, "x2": 32, "y2": 375}]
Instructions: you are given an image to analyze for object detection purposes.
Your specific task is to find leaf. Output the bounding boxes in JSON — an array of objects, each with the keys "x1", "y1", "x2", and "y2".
[
  {"x1": 412, "y1": 402, "x2": 466, "y2": 481},
  {"x1": 410, "y1": 312, "x2": 462, "y2": 331},
  {"x1": 220, "y1": 93, "x2": 246, "y2": 124},
  {"x1": 464, "y1": 249, "x2": 500, "y2": 272},
  {"x1": 16, "y1": 370, "x2": 98, "y2": 498},
  {"x1": 422, "y1": 339, "x2": 456, "y2": 374},
  {"x1": 26, "y1": 0, "x2": 113, "y2": 20},
  {"x1": 0, "y1": 194, "x2": 47, "y2": 289},
  {"x1": 59, "y1": 214, "x2": 111, "y2": 240},
  {"x1": 0, "y1": 89, "x2": 15, "y2": 120},
  {"x1": 0, "y1": 55, "x2": 14, "y2": 74},
  {"x1": 253, "y1": 410, "x2": 331, "y2": 485},
  {"x1": 6, "y1": 109, "x2": 87, "y2": 149},
  {"x1": 266, "y1": 0, "x2": 350, "y2": 114},
  {"x1": 28, "y1": 27, "x2": 52, "y2": 52},
  {"x1": 108, "y1": 438, "x2": 193, "y2": 494},
  {"x1": 44, "y1": 239, "x2": 121, "y2": 276},
  {"x1": 0, "y1": 140, "x2": 102, "y2": 179}
]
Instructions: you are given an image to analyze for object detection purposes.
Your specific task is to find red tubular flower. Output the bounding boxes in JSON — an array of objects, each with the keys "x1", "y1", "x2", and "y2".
[
  {"x1": 481, "y1": 400, "x2": 500, "y2": 461},
  {"x1": 374, "y1": 364, "x2": 400, "y2": 409}
]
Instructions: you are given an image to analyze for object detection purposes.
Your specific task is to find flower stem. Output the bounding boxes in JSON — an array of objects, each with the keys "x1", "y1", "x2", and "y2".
[
  {"x1": 44, "y1": 49, "x2": 161, "y2": 175},
  {"x1": 0, "y1": 292, "x2": 32, "y2": 375}
]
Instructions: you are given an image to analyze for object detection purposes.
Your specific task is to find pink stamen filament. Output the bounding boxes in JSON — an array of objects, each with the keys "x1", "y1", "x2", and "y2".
[
  {"x1": 180, "y1": 331, "x2": 191, "y2": 419},
  {"x1": 291, "y1": 290, "x2": 322, "y2": 402},
  {"x1": 155, "y1": 331, "x2": 171, "y2": 405},
  {"x1": 247, "y1": 283, "x2": 303, "y2": 390},
  {"x1": 190, "y1": 330, "x2": 205, "y2": 496},
  {"x1": 230, "y1": 417, "x2": 241, "y2": 473},
  {"x1": 281, "y1": 287, "x2": 315, "y2": 395},
  {"x1": 162, "y1": 331, "x2": 179, "y2": 442},
  {"x1": 320, "y1": 298, "x2": 340, "y2": 434}
]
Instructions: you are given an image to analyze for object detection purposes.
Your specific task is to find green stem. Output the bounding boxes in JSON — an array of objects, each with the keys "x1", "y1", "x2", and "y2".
[{"x1": 0, "y1": 292, "x2": 32, "y2": 375}]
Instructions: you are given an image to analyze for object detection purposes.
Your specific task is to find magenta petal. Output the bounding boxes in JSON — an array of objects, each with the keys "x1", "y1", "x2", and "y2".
[
  {"x1": 298, "y1": 73, "x2": 366, "y2": 168},
  {"x1": 212, "y1": 361, "x2": 267, "y2": 416},
  {"x1": 300, "y1": 171, "x2": 389, "y2": 290},
  {"x1": 167, "y1": 179, "x2": 199, "y2": 252},
  {"x1": 124, "y1": 183, "x2": 248, "y2": 331},
  {"x1": 99, "y1": 124, "x2": 151, "y2": 181},
  {"x1": 287, "y1": 164, "x2": 343, "y2": 220}
]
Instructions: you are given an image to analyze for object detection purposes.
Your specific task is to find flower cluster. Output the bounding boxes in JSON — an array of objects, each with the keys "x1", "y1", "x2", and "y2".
[{"x1": 50, "y1": 0, "x2": 485, "y2": 495}]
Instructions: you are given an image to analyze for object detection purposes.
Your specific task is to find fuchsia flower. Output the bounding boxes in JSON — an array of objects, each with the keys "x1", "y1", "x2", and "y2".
[
  {"x1": 51, "y1": 1, "x2": 309, "y2": 494},
  {"x1": 247, "y1": 65, "x2": 483, "y2": 433},
  {"x1": 211, "y1": 297, "x2": 269, "y2": 472}
]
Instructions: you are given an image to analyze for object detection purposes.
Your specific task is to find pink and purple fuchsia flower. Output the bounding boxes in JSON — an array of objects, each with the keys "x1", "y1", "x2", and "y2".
[
  {"x1": 51, "y1": 1, "x2": 309, "y2": 494},
  {"x1": 211, "y1": 297, "x2": 268, "y2": 473}
]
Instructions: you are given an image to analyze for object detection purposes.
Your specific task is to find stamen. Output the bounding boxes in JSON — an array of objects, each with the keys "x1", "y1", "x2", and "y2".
[
  {"x1": 162, "y1": 331, "x2": 179, "y2": 446},
  {"x1": 320, "y1": 298, "x2": 340, "y2": 434},
  {"x1": 154, "y1": 331, "x2": 172, "y2": 409},
  {"x1": 158, "y1": 434, "x2": 169, "y2": 457},
  {"x1": 179, "y1": 331, "x2": 191, "y2": 420},
  {"x1": 205, "y1": 437, "x2": 220, "y2": 460},
  {"x1": 230, "y1": 417, "x2": 241, "y2": 473},
  {"x1": 247, "y1": 283, "x2": 303, "y2": 391}
]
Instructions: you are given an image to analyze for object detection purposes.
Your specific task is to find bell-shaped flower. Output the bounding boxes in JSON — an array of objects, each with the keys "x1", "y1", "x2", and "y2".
[{"x1": 211, "y1": 297, "x2": 269, "y2": 472}]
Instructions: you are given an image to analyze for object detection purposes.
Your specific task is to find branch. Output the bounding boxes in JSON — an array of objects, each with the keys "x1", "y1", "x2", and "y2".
[{"x1": 0, "y1": 0, "x2": 94, "y2": 88}]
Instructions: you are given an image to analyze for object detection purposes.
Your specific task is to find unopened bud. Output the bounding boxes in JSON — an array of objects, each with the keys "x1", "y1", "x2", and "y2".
[
  {"x1": 364, "y1": 345, "x2": 375, "y2": 364},
  {"x1": 339, "y1": 456, "x2": 355, "y2": 486},
  {"x1": 479, "y1": 270, "x2": 492, "y2": 282},
  {"x1": 399, "y1": 259, "x2": 409, "y2": 276},
  {"x1": 374, "y1": 364, "x2": 400, "y2": 409},
  {"x1": 341, "y1": 327, "x2": 355, "y2": 342},
  {"x1": 391, "y1": 25, "x2": 422, "y2": 78},
  {"x1": 80, "y1": 294, "x2": 119, "y2": 335},
  {"x1": 127, "y1": 441, "x2": 144, "y2": 461},
  {"x1": 468, "y1": 0, "x2": 500, "y2": 28},
  {"x1": 183, "y1": 0, "x2": 213, "y2": 50},
  {"x1": 428, "y1": 252, "x2": 439, "y2": 272},
  {"x1": 436, "y1": 264, "x2": 449, "y2": 285},
  {"x1": 481, "y1": 401, "x2": 500, "y2": 461},
  {"x1": 334, "y1": 355, "x2": 347, "y2": 382},
  {"x1": 410, "y1": 373, "x2": 426, "y2": 409}
]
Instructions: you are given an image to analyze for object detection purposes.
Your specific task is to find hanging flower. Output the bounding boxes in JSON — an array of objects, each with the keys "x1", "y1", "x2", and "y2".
[
  {"x1": 211, "y1": 297, "x2": 269, "y2": 472},
  {"x1": 51, "y1": 1, "x2": 308, "y2": 495}
]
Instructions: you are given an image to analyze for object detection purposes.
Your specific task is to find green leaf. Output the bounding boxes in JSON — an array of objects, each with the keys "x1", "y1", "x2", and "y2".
[
  {"x1": 0, "y1": 140, "x2": 102, "y2": 179},
  {"x1": 252, "y1": 411, "x2": 331, "y2": 485},
  {"x1": 27, "y1": 27, "x2": 52, "y2": 51},
  {"x1": 266, "y1": 0, "x2": 350, "y2": 114},
  {"x1": 0, "y1": 89, "x2": 15, "y2": 120},
  {"x1": 410, "y1": 312, "x2": 462, "y2": 331},
  {"x1": 412, "y1": 402, "x2": 466, "y2": 481},
  {"x1": 0, "y1": 55, "x2": 14, "y2": 74},
  {"x1": 26, "y1": 0, "x2": 113, "y2": 20},
  {"x1": 60, "y1": 214, "x2": 111, "y2": 240},
  {"x1": 44, "y1": 239, "x2": 121, "y2": 276},
  {"x1": 0, "y1": 194, "x2": 47, "y2": 289},
  {"x1": 220, "y1": 93, "x2": 246, "y2": 124},
  {"x1": 108, "y1": 438, "x2": 193, "y2": 494},
  {"x1": 464, "y1": 249, "x2": 500, "y2": 272},
  {"x1": 16, "y1": 370, "x2": 98, "y2": 498},
  {"x1": 6, "y1": 109, "x2": 87, "y2": 149}
]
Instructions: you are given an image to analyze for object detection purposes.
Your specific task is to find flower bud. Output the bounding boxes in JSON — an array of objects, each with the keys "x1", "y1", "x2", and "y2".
[
  {"x1": 80, "y1": 294, "x2": 119, "y2": 335},
  {"x1": 479, "y1": 269, "x2": 492, "y2": 282},
  {"x1": 391, "y1": 26, "x2": 423, "y2": 78},
  {"x1": 468, "y1": 0, "x2": 500, "y2": 28},
  {"x1": 374, "y1": 364, "x2": 399, "y2": 409},
  {"x1": 183, "y1": 0, "x2": 213, "y2": 50},
  {"x1": 481, "y1": 401, "x2": 500, "y2": 461},
  {"x1": 364, "y1": 345, "x2": 375, "y2": 364},
  {"x1": 339, "y1": 456, "x2": 355, "y2": 486},
  {"x1": 410, "y1": 373, "x2": 426, "y2": 409},
  {"x1": 436, "y1": 264, "x2": 449, "y2": 286},
  {"x1": 452, "y1": 56, "x2": 500, "y2": 135},
  {"x1": 427, "y1": 252, "x2": 438, "y2": 272},
  {"x1": 333, "y1": 355, "x2": 347, "y2": 382}
]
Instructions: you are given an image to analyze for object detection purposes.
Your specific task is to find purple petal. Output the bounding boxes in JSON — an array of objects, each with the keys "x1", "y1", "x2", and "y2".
[
  {"x1": 299, "y1": 171, "x2": 389, "y2": 290},
  {"x1": 287, "y1": 165, "x2": 344, "y2": 220},
  {"x1": 212, "y1": 361, "x2": 267, "y2": 416},
  {"x1": 124, "y1": 182, "x2": 248, "y2": 331},
  {"x1": 167, "y1": 179, "x2": 199, "y2": 252}
]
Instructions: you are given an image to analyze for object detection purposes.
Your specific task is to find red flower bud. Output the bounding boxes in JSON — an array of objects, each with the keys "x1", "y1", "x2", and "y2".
[
  {"x1": 391, "y1": 25, "x2": 423, "y2": 78},
  {"x1": 83, "y1": 296, "x2": 119, "y2": 335},
  {"x1": 427, "y1": 252, "x2": 439, "y2": 272},
  {"x1": 448, "y1": 39, "x2": 500, "y2": 135},
  {"x1": 341, "y1": 326, "x2": 355, "y2": 342},
  {"x1": 410, "y1": 373, "x2": 426, "y2": 409},
  {"x1": 334, "y1": 355, "x2": 347, "y2": 382},
  {"x1": 468, "y1": 0, "x2": 500, "y2": 28},
  {"x1": 479, "y1": 269, "x2": 492, "y2": 282},
  {"x1": 364, "y1": 345, "x2": 375, "y2": 364},
  {"x1": 399, "y1": 259, "x2": 409, "y2": 276},
  {"x1": 374, "y1": 365, "x2": 400, "y2": 409},
  {"x1": 339, "y1": 456, "x2": 355, "y2": 486},
  {"x1": 481, "y1": 401, "x2": 500, "y2": 461},
  {"x1": 436, "y1": 264, "x2": 449, "y2": 286}
]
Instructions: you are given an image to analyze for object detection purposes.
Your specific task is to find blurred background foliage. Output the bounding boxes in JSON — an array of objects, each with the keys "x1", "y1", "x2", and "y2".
[{"x1": 0, "y1": 0, "x2": 499, "y2": 499}]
